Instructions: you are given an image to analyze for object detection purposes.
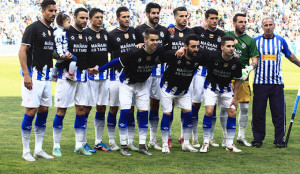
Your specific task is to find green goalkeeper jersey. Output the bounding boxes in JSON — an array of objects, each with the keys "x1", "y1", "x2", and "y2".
[{"x1": 225, "y1": 31, "x2": 259, "y2": 68}]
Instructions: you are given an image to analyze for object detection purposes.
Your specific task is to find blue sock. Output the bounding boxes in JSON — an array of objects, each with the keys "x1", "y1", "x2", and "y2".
[
  {"x1": 74, "y1": 115, "x2": 86, "y2": 129},
  {"x1": 128, "y1": 112, "x2": 135, "y2": 127},
  {"x1": 138, "y1": 111, "x2": 148, "y2": 145},
  {"x1": 53, "y1": 114, "x2": 64, "y2": 129},
  {"x1": 95, "y1": 112, "x2": 105, "y2": 121},
  {"x1": 183, "y1": 112, "x2": 193, "y2": 128},
  {"x1": 192, "y1": 105, "x2": 200, "y2": 120},
  {"x1": 119, "y1": 109, "x2": 130, "y2": 128},
  {"x1": 107, "y1": 112, "x2": 117, "y2": 128},
  {"x1": 22, "y1": 114, "x2": 34, "y2": 131},
  {"x1": 35, "y1": 112, "x2": 48, "y2": 128},
  {"x1": 161, "y1": 114, "x2": 171, "y2": 131},
  {"x1": 203, "y1": 115, "x2": 212, "y2": 143},
  {"x1": 149, "y1": 110, "x2": 159, "y2": 121},
  {"x1": 227, "y1": 117, "x2": 236, "y2": 145}
]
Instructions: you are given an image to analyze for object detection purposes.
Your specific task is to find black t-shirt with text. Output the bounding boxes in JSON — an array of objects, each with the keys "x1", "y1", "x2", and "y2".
[{"x1": 169, "y1": 27, "x2": 195, "y2": 51}]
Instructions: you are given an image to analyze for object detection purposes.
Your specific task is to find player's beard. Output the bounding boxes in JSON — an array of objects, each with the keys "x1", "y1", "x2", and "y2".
[
  {"x1": 149, "y1": 17, "x2": 159, "y2": 25},
  {"x1": 187, "y1": 49, "x2": 197, "y2": 58}
]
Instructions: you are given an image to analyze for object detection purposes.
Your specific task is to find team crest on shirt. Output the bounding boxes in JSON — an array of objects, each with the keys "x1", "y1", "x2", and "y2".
[
  {"x1": 209, "y1": 34, "x2": 214, "y2": 38},
  {"x1": 146, "y1": 56, "x2": 151, "y2": 61},
  {"x1": 124, "y1": 33, "x2": 129, "y2": 39},
  {"x1": 177, "y1": 60, "x2": 181, "y2": 64},
  {"x1": 104, "y1": 35, "x2": 107, "y2": 40},
  {"x1": 78, "y1": 34, "x2": 83, "y2": 39},
  {"x1": 96, "y1": 33, "x2": 100, "y2": 39},
  {"x1": 70, "y1": 36, "x2": 75, "y2": 40},
  {"x1": 160, "y1": 31, "x2": 164, "y2": 37},
  {"x1": 133, "y1": 34, "x2": 136, "y2": 40},
  {"x1": 116, "y1": 37, "x2": 121, "y2": 42},
  {"x1": 224, "y1": 63, "x2": 228, "y2": 67},
  {"x1": 232, "y1": 64, "x2": 236, "y2": 70},
  {"x1": 194, "y1": 62, "x2": 199, "y2": 67},
  {"x1": 48, "y1": 30, "x2": 51, "y2": 36},
  {"x1": 42, "y1": 32, "x2": 46, "y2": 37},
  {"x1": 186, "y1": 60, "x2": 191, "y2": 65},
  {"x1": 88, "y1": 36, "x2": 92, "y2": 41},
  {"x1": 138, "y1": 58, "x2": 142, "y2": 62},
  {"x1": 217, "y1": 36, "x2": 221, "y2": 42},
  {"x1": 179, "y1": 32, "x2": 184, "y2": 37},
  {"x1": 234, "y1": 39, "x2": 238, "y2": 44},
  {"x1": 201, "y1": 33, "x2": 204, "y2": 38},
  {"x1": 242, "y1": 42, "x2": 246, "y2": 48}
]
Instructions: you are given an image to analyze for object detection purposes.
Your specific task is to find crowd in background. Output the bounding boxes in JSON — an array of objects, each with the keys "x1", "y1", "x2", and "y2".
[{"x1": 1, "y1": 0, "x2": 300, "y2": 46}]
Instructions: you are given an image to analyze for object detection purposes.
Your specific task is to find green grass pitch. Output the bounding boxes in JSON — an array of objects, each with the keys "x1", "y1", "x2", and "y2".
[{"x1": 0, "y1": 56, "x2": 300, "y2": 173}]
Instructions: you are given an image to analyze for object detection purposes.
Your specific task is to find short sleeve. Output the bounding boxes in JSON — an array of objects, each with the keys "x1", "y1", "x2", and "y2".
[
  {"x1": 21, "y1": 24, "x2": 35, "y2": 46},
  {"x1": 234, "y1": 60, "x2": 242, "y2": 79},
  {"x1": 281, "y1": 38, "x2": 292, "y2": 58},
  {"x1": 248, "y1": 38, "x2": 260, "y2": 58}
]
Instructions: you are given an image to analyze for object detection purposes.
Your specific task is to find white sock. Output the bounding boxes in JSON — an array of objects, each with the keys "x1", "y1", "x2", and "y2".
[
  {"x1": 75, "y1": 128, "x2": 85, "y2": 149},
  {"x1": 227, "y1": 129, "x2": 235, "y2": 146},
  {"x1": 161, "y1": 130, "x2": 169, "y2": 147},
  {"x1": 139, "y1": 128, "x2": 147, "y2": 145},
  {"x1": 34, "y1": 126, "x2": 45, "y2": 153},
  {"x1": 69, "y1": 61, "x2": 77, "y2": 74},
  {"x1": 119, "y1": 128, "x2": 128, "y2": 146},
  {"x1": 53, "y1": 128, "x2": 62, "y2": 148},
  {"x1": 127, "y1": 126, "x2": 135, "y2": 144},
  {"x1": 210, "y1": 117, "x2": 216, "y2": 140},
  {"x1": 180, "y1": 120, "x2": 184, "y2": 139},
  {"x1": 108, "y1": 126, "x2": 116, "y2": 144},
  {"x1": 183, "y1": 128, "x2": 192, "y2": 145},
  {"x1": 22, "y1": 129, "x2": 31, "y2": 154},
  {"x1": 220, "y1": 107, "x2": 228, "y2": 139},
  {"x1": 94, "y1": 119, "x2": 105, "y2": 145},
  {"x1": 149, "y1": 120, "x2": 158, "y2": 142},
  {"x1": 192, "y1": 118, "x2": 198, "y2": 140},
  {"x1": 238, "y1": 103, "x2": 249, "y2": 138}
]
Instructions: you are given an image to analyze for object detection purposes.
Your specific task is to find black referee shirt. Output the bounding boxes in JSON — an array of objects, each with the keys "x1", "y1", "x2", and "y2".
[{"x1": 21, "y1": 20, "x2": 54, "y2": 71}]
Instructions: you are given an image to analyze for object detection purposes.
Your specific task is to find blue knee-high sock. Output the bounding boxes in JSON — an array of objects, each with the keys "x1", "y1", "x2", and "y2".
[
  {"x1": 119, "y1": 109, "x2": 130, "y2": 145},
  {"x1": 192, "y1": 105, "x2": 200, "y2": 140},
  {"x1": 138, "y1": 111, "x2": 148, "y2": 145},
  {"x1": 53, "y1": 114, "x2": 64, "y2": 148},
  {"x1": 203, "y1": 115, "x2": 212, "y2": 143},
  {"x1": 128, "y1": 112, "x2": 135, "y2": 144},
  {"x1": 22, "y1": 114, "x2": 34, "y2": 153},
  {"x1": 183, "y1": 112, "x2": 193, "y2": 144},
  {"x1": 35, "y1": 112, "x2": 48, "y2": 151},
  {"x1": 161, "y1": 114, "x2": 171, "y2": 146},
  {"x1": 95, "y1": 112, "x2": 105, "y2": 144},
  {"x1": 226, "y1": 117, "x2": 236, "y2": 146},
  {"x1": 74, "y1": 114, "x2": 86, "y2": 148},
  {"x1": 107, "y1": 112, "x2": 117, "y2": 142},
  {"x1": 149, "y1": 110, "x2": 159, "y2": 142}
]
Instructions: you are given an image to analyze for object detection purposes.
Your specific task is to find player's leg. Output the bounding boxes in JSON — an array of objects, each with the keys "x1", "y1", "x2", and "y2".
[
  {"x1": 148, "y1": 77, "x2": 162, "y2": 150},
  {"x1": 119, "y1": 82, "x2": 134, "y2": 156},
  {"x1": 236, "y1": 81, "x2": 251, "y2": 146},
  {"x1": 93, "y1": 80, "x2": 110, "y2": 151},
  {"x1": 108, "y1": 80, "x2": 120, "y2": 151},
  {"x1": 127, "y1": 105, "x2": 138, "y2": 151},
  {"x1": 269, "y1": 84, "x2": 285, "y2": 148},
  {"x1": 136, "y1": 82, "x2": 152, "y2": 155},
  {"x1": 252, "y1": 84, "x2": 269, "y2": 147},
  {"x1": 219, "y1": 107, "x2": 228, "y2": 146},
  {"x1": 52, "y1": 107, "x2": 66, "y2": 157},
  {"x1": 209, "y1": 105, "x2": 219, "y2": 147},
  {"x1": 160, "y1": 89, "x2": 173, "y2": 154}
]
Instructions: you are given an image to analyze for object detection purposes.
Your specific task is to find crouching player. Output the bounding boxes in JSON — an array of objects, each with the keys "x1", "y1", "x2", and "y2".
[
  {"x1": 160, "y1": 34, "x2": 202, "y2": 154},
  {"x1": 88, "y1": 28, "x2": 168, "y2": 156},
  {"x1": 199, "y1": 35, "x2": 242, "y2": 153}
]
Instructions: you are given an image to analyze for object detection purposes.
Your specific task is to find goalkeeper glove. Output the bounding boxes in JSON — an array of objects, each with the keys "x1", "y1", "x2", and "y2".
[{"x1": 241, "y1": 65, "x2": 254, "y2": 81}]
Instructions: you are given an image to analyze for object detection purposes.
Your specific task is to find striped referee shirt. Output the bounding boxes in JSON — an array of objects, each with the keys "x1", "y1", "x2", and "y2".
[{"x1": 253, "y1": 34, "x2": 291, "y2": 84}]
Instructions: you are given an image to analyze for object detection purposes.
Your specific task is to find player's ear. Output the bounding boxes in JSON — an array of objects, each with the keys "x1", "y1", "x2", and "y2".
[
  {"x1": 221, "y1": 45, "x2": 224, "y2": 51},
  {"x1": 144, "y1": 37, "x2": 147, "y2": 43}
]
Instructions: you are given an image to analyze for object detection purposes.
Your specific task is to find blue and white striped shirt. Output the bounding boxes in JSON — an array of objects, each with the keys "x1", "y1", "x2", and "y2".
[
  {"x1": 58, "y1": 68, "x2": 87, "y2": 82},
  {"x1": 253, "y1": 35, "x2": 291, "y2": 84},
  {"x1": 20, "y1": 65, "x2": 52, "y2": 81},
  {"x1": 54, "y1": 26, "x2": 69, "y2": 57}
]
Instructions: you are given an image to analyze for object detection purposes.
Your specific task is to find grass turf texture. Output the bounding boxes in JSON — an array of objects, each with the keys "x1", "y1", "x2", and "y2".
[{"x1": 0, "y1": 56, "x2": 300, "y2": 173}]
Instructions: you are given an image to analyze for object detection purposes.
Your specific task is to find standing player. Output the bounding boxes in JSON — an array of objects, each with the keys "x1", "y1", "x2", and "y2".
[
  {"x1": 107, "y1": 6, "x2": 138, "y2": 151},
  {"x1": 84, "y1": 8, "x2": 111, "y2": 152},
  {"x1": 160, "y1": 34, "x2": 202, "y2": 154},
  {"x1": 89, "y1": 28, "x2": 167, "y2": 156},
  {"x1": 190, "y1": 9, "x2": 225, "y2": 147},
  {"x1": 19, "y1": 0, "x2": 56, "y2": 161},
  {"x1": 199, "y1": 36, "x2": 242, "y2": 153},
  {"x1": 219, "y1": 14, "x2": 258, "y2": 147},
  {"x1": 135, "y1": 2, "x2": 169, "y2": 150},
  {"x1": 52, "y1": 7, "x2": 92, "y2": 157},
  {"x1": 168, "y1": 6, "x2": 195, "y2": 148}
]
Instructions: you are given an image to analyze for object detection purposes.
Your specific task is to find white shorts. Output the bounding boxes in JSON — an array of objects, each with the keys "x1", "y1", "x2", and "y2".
[
  {"x1": 161, "y1": 88, "x2": 191, "y2": 113},
  {"x1": 109, "y1": 80, "x2": 120, "y2": 106},
  {"x1": 192, "y1": 75, "x2": 205, "y2": 103},
  {"x1": 148, "y1": 76, "x2": 161, "y2": 100},
  {"x1": 87, "y1": 79, "x2": 109, "y2": 106},
  {"x1": 204, "y1": 88, "x2": 235, "y2": 109},
  {"x1": 55, "y1": 79, "x2": 89, "y2": 108},
  {"x1": 119, "y1": 81, "x2": 149, "y2": 110},
  {"x1": 21, "y1": 79, "x2": 52, "y2": 108}
]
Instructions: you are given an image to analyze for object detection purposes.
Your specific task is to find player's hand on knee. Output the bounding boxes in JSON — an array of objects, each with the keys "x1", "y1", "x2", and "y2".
[
  {"x1": 175, "y1": 47, "x2": 185, "y2": 59},
  {"x1": 230, "y1": 98, "x2": 238, "y2": 110},
  {"x1": 24, "y1": 74, "x2": 33, "y2": 90}
]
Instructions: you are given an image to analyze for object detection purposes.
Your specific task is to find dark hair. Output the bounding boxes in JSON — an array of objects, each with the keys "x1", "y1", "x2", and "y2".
[
  {"x1": 184, "y1": 34, "x2": 199, "y2": 46},
  {"x1": 56, "y1": 12, "x2": 70, "y2": 26},
  {"x1": 144, "y1": 28, "x2": 159, "y2": 39},
  {"x1": 233, "y1": 13, "x2": 246, "y2": 23},
  {"x1": 145, "y1": 2, "x2": 161, "y2": 13},
  {"x1": 89, "y1": 8, "x2": 104, "y2": 18},
  {"x1": 221, "y1": 35, "x2": 235, "y2": 46},
  {"x1": 74, "y1": 7, "x2": 88, "y2": 17},
  {"x1": 116, "y1": 6, "x2": 129, "y2": 18},
  {"x1": 173, "y1": 6, "x2": 187, "y2": 16},
  {"x1": 41, "y1": 0, "x2": 56, "y2": 11},
  {"x1": 205, "y1": 9, "x2": 218, "y2": 19}
]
